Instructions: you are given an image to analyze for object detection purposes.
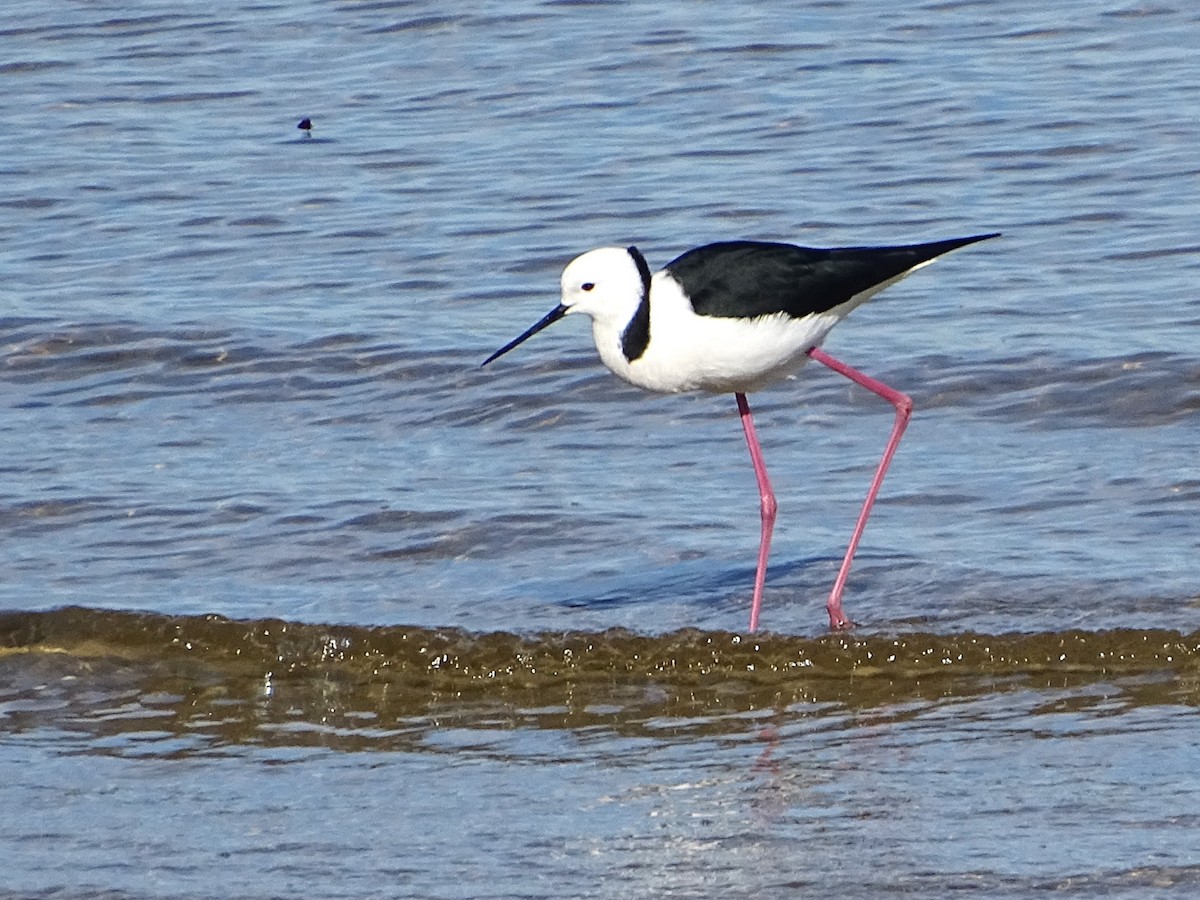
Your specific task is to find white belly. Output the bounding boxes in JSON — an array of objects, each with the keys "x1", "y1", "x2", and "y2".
[{"x1": 594, "y1": 309, "x2": 843, "y2": 395}]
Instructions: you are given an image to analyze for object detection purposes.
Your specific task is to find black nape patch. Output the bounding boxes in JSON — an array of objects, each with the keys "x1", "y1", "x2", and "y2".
[{"x1": 621, "y1": 246, "x2": 653, "y2": 362}]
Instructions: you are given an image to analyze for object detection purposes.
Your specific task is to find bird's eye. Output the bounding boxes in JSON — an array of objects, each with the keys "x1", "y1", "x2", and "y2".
[{"x1": 581, "y1": 282, "x2": 595, "y2": 292}]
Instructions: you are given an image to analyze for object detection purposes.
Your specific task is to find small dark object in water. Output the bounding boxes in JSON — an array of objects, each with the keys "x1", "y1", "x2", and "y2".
[{"x1": 297, "y1": 117, "x2": 313, "y2": 134}]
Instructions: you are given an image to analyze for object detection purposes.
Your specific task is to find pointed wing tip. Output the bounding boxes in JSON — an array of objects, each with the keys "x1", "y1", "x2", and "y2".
[
  {"x1": 932, "y1": 231, "x2": 1000, "y2": 258},
  {"x1": 958, "y1": 231, "x2": 1001, "y2": 247},
  {"x1": 967, "y1": 231, "x2": 1002, "y2": 246}
]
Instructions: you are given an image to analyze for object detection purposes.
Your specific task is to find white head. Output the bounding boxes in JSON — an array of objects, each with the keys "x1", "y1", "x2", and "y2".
[
  {"x1": 481, "y1": 246, "x2": 651, "y2": 367},
  {"x1": 559, "y1": 246, "x2": 648, "y2": 327}
]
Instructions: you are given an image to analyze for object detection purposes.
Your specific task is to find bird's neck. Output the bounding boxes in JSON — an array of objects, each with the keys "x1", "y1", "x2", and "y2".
[{"x1": 591, "y1": 318, "x2": 637, "y2": 383}]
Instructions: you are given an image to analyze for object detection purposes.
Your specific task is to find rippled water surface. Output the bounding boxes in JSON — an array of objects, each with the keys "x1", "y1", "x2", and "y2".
[{"x1": 3, "y1": 0, "x2": 1199, "y2": 896}]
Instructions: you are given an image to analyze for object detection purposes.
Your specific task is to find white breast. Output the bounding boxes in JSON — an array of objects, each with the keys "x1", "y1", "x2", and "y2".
[{"x1": 590, "y1": 273, "x2": 843, "y2": 395}]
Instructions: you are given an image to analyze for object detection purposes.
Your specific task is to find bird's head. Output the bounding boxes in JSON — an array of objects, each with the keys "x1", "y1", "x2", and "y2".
[
  {"x1": 559, "y1": 246, "x2": 648, "y2": 323},
  {"x1": 482, "y1": 246, "x2": 651, "y2": 367}
]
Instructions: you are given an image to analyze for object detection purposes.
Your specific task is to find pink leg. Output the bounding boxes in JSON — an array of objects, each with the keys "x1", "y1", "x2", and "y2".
[
  {"x1": 807, "y1": 346, "x2": 913, "y2": 630},
  {"x1": 736, "y1": 392, "x2": 776, "y2": 633}
]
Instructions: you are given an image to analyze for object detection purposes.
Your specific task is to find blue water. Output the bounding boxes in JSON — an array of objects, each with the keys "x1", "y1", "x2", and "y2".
[{"x1": 2, "y1": 0, "x2": 1200, "y2": 896}]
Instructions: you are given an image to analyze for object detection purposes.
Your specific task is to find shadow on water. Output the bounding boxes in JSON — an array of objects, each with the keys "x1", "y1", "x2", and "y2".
[{"x1": 3, "y1": 607, "x2": 1199, "y2": 757}]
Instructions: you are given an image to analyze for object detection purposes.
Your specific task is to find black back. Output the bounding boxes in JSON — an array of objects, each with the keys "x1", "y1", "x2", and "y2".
[{"x1": 663, "y1": 234, "x2": 997, "y2": 320}]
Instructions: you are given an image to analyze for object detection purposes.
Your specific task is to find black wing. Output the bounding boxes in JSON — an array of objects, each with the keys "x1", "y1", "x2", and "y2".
[{"x1": 663, "y1": 234, "x2": 997, "y2": 320}]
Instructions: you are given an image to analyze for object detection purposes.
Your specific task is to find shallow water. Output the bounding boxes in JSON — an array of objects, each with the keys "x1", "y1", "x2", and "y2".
[
  {"x1": 2, "y1": 0, "x2": 1200, "y2": 896},
  {"x1": 5, "y1": 609, "x2": 1200, "y2": 898}
]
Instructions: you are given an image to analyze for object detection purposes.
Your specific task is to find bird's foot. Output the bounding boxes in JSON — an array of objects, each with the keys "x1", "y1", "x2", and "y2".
[{"x1": 827, "y1": 608, "x2": 856, "y2": 630}]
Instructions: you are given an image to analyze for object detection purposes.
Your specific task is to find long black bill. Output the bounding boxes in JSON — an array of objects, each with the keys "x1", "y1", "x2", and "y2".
[{"x1": 481, "y1": 303, "x2": 568, "y2": 367}]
